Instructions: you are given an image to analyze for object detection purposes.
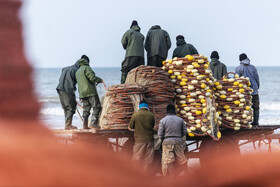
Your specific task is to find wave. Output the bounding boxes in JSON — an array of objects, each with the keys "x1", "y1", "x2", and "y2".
[
  {"x1": 260, "y1": 102, "x2": 280, "y2": 111},
  {"x1": 40, "y1": 107, "x2": 64, "y2": 116}
]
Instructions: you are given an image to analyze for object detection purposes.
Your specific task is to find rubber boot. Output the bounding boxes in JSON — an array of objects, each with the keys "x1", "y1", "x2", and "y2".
[
  {"x1": 121, "y1": 74, "x2": 127, "y2": 84},
  {"x1": 89, "y1": 115, "x2": 100, "y2": 129},
  {"x1": 252, "y1": 111, "x2": 259, "y2": 126},
  {"x1": 65, "y1": 117, "x2": 77, "y2": 130},
  {"x1": 83, "y1": 117, "x2": 89, "y2": 130}
]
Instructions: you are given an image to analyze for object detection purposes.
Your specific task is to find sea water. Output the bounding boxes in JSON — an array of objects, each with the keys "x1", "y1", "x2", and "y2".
[{"x1": 33, "y1": 66, "x2": 280, "y2": 129}]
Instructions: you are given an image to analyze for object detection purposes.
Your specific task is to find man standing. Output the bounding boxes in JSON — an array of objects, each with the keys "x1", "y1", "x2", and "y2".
[
  {"x1": 158, "y1": 104, "x2": 188, "y2": 176},
  {"x1": 75, "y1": 55, "x2": 102, "y2": 129},
  {"x1": 121, "y1": 20, "x2": 145, "y2": 84},
  {"x1": 145, "y1": 25, "x2": 171, "y2": 67},
  {"x1": 172, "y1": 35, "x2": 198, "y2": 58},
  {"x1": 128, "y1": 100, "x2": 155, "y2": 174},
  {"x1": 235, "y1": 53, "x2": 260, "y2": 126},
  {"x1": 210, "y1": 51, "x2": 227, "y2": 80},
  {"x1": 56, "y1": 60, "x2": 79, "y2": 130}
]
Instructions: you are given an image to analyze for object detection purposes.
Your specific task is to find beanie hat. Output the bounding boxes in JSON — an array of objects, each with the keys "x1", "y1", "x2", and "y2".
[
  {"x1": 130, "y1": 20, "x2": 138, "y2": 29},
  {"x1": 239, "y1": 53, "x2": 248, "y2": 61},
  {"x1": 81, "y1": 55, "x2": 90, "y2": 63},
  {"x1": 210, "y1": 51, "x2": 219, "y2": 59},
  {"x1": 176, "y1": 35, "x2": 184, "y2": 41},
  {"x1": 139, "y1": 99, "x2": 148, "y2": 109},
  {"x1": 166, "y1": 104, "x2": 176, "y2": 114}
]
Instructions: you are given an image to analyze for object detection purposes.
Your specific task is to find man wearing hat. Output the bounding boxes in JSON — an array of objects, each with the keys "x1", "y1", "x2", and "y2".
[
  {"x1": 172, "y1": 35, "x2": 198, "y2": 58},
  {"x1": 121, "y1": 20, "x2": 145, "y2": 84},
  {"x1": 158, "y1": 104, "x2": 188, "y2": 176},
  {"x1": 128, "y1": 100, "x2": 155, "y2": 174},
  {"x1": 235, "y1": 53, "x2": 260, "y2": 126},
  {"x1": 210, "y1": 51, "x2": 227, "y2": 80},
  {"x1": 145, "y1": 25, "x2": 171, "y2": 67}
]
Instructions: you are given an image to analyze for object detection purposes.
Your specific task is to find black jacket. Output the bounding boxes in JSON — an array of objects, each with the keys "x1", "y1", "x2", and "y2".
[
  {"x1": 172, "y1": 39, "x2": 198, "y2": 58},
  {"x1": 56, "y1": 61, "x2": 79, "y2": 95}
]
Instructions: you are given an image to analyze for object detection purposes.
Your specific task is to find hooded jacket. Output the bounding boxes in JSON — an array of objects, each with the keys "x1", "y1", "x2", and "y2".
[
  {"x1": 56, "y1": 61, "x2": 79, "y2": 95},
  {"x1": 75, "y1": 59, "x2": 102, "y2": 98},
  {"x1": 210, "y1": 58, "x2": 227, "y2": 80},
  {"x1": 144, "y1": 25, "x2": 171, "y2": 59},
  {"x1": 121, "y1": 25, "x2": 145, "y2": 58},
  {"x1": 235, "y1": 58, "x2": 260, "y2": 95},
  {"x1": 172, "y1": 39, "x2": 198, "y2": 58}
]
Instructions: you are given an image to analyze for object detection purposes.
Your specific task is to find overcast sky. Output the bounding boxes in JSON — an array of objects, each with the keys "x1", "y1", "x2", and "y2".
[{"x1": 21, "y1": 0, "x2": 280, "y2": 68}]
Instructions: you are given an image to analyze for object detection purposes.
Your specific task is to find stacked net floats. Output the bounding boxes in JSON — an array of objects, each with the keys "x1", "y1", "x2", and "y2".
[
  {"x1": 162, "y1": 55, "x2": 221, "y2": 140},
  {"x1": 125, "y1": 65, "x2": 175, "y2": 129},
  {"x1": 99, "y1": 84, "x2": 144, "y2": 129},
  {"x1": 214, "y1": 72, "x2": 253, "y2": 130}
]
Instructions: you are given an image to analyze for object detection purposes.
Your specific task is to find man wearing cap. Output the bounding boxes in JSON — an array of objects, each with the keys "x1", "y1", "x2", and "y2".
[
  {"x1": 121, "y1": 20, "x2": 145, "y2": 84},
  {"x1": 158, "y1": 104, "x2": 188, "y2": 176},
  {"x1": 145, "y1": 25, "x2": 171, "y2": 67},
  {"x1": 56, "y1": 59, "x2": 80, "y2": 130},
  {"x1": 235, "y1": 53, "x2": 260, "y2": 126},
  {"x1": 76, "y1": 55, "x2": 103, "y2": 129},
  {"x1": 128, "y1": 100, "x2": 155, "y2": 174},
  {"x1": 210, "y1": 51, "x2": 227, "y2": 80},
  {"x1": 172, "y1": 35, "x2": 198, "y2": 58}
]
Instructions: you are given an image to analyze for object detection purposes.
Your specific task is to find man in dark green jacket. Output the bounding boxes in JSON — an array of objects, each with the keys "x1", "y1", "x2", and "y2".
[
  {"x1": 145, "y1": 25, "x2": 171, "y2": 67},
  {"x1": 121, "y1": 20, "x2": 145, "y2": 84},
  {"x1": 172, "y1": 35, "x2": 199, "y2": 58},
  {"x1": 56, "y1": 61, "x2": 79, "y2": 130},
  {"x1": 210, "y1": 51, "x2": 227, "y2": 80},
  {"x1": 128, "y1": 100, "x2": 155, "y2": 174},
  {"x1": 75, "y1": 55, "x2": 102, "y2": 129}
]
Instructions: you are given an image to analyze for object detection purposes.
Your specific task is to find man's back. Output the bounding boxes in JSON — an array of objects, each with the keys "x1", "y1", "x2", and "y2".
[
  {"x1": 158, "y1": 115, "x2": 186, "y2": 140},
  {"x1": 129, "y1": 108, "x2": 155, "y2": 142},
  {"x1": 56, "y1": 62, "x2": 79, "y2": 95},
  {"x1": 145, "y1": 25, "x2": 171, "y2": 59}
]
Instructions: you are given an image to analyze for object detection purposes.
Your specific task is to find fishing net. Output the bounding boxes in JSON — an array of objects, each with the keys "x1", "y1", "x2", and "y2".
[
  {"x1": 99, "y1": 84, "x2": 144, "y2": 129},
  {"x1": 125, "y1": 65, "x2": 175, "y2": 130},
  {"x1": 214, "y1": 72, "x2": 253, "y2": 130},
  {"x1": 162, "y1": 55, "x2": 221, "y2": 140}
]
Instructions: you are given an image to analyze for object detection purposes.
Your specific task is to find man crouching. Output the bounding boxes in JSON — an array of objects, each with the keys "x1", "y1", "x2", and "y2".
[{"x1": 158, "y1": 104, "x2": 188, "y2": 176}]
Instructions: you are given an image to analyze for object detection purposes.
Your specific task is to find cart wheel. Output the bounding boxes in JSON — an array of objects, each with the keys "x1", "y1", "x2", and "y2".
[{"x1": 199, "y1": 136, "x2": 240, "y2": 166}]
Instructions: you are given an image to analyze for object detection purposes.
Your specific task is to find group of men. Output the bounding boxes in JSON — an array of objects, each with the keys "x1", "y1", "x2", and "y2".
[
  {"x1": 56, "y1": 55, "x2": 103, "y2": 130},
  {"x1": 56, "y1": 20, "x2": 260, "y2": 176},
  {"x1": 209, "y1": 51, "x2": 260, "y2": 126},
  {"x1": 128, "y1": 100, "x2": 188, "y2": 176},
  {"x1": 120, "y1": 20, "x2": 199, "y2": 83}
]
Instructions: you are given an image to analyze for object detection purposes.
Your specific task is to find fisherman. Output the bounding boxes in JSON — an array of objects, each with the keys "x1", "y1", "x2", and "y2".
[
  {"x1": 128, "y1": 100, "x2": 155, "y2": 174},
  {"x1": 172, "y1": 35, "x2": 198, "y2": 58},
  {"x1": 235, "y1": 53, "x2": 260, "y2": 126},
  {"x1": 145, "y1": 25, "x2": 171, "y2": 67},
  {"x1": 209, "y1": 51, "x2": 227, "y2": 80},
  {"x1": 158, "y1": 104, "x2": 188, "y2": 176},
  {"x1": 121, "y1": 20, "x2": 145, "y2": 84},
  {"x1": 75, "y1": 55, "x2": 103, "y2": 129},
  {"x1": 56, "y1": 60, "x2": 79, "y2": 130}
]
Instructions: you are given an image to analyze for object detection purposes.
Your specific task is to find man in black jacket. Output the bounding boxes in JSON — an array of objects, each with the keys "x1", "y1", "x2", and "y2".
[
  {"x1": 145, "y1": 25, "x2": 171, "y2": 67},
  {"x1": 172, "y1": 35, "x2": 198, "y2": 58},
  {"x1": 56, "y1": 60, "x2": 80, "y2": 130}
]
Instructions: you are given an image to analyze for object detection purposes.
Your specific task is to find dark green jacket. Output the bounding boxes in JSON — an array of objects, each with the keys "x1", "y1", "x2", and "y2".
[
  {"x1": 210, "y1": 58, "x2": 227, "y2": 80},
  {"x1": 121, "y1": 25, "x2": 145, "y2": 58},
  {"x1": 75, "y1": 59, "x2": 102, "y2": 98},
  {"x1": 144, "y1": 25, "x2": 171, "y2": 59},
  {"x1": 56, "y1": 61, "x2": 79, "y2": 95},
  {"x1": 129, "y1": 108, "x2": 155, "y2": 142},
  {"x1": 172, "y1": 39, "x2": 199, "y2": 58}
]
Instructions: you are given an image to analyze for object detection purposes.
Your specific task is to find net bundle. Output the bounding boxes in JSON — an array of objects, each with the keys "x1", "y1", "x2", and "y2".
[
  {"x1": 214, "y1": 72, "x2": 253, "y2": 130},
  {"x1": 125, "y1": 65, "x2": 175, "y2": 129},
  {"x1": 99, "y1": 84, "x2": 144, "y2": 129},
  {"x1": 162, "y1": 55, "x2": 221, "y2": 140}
]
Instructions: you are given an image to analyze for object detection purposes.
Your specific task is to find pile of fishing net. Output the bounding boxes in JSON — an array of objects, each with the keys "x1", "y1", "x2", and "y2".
[
  {"x1": 125, "y1": 65, "x2": 175, "y2": 129},
  {"x1": 214, "y1": 72, "x2": 253, "y2": 130},
  {"x1": 162, "y1": 55, "x2": 221, "y2": 140},
  {"x1": 99, "y1": 84, "x2": 144, "y2": 129}
]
